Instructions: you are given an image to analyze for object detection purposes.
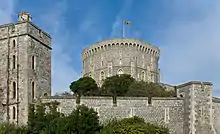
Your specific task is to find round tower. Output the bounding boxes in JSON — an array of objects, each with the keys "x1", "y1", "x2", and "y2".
[{"x1": 81, "y1": 38, "x2": 160, "y2": 86}]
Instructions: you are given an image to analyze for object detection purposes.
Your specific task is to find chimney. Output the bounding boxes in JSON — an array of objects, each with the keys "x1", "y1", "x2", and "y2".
[{"x1": 18, "y1": 12, "x2": 32, "y2": 22}]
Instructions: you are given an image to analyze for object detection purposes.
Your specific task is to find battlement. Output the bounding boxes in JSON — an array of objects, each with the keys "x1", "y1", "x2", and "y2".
[
  {"x1": 0, "y1": 13, "x2": 51, "y2": 49},
  {"x1": 81, "y1": 38, "x2": 160, "y2": 60}
]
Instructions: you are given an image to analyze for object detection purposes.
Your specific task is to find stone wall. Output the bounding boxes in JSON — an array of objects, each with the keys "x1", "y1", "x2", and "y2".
[
  {"x1": 213, "y1": 98, "x2": 220, "y2": 134},
  {"x1": 81, "y1": 38, "x2": 160, "y2": 86},
  {"x1": 42, "y1": 97, "x2": 184, "y2": 134},
  {"x1": 0, "y1": 19, "x2": 51, "y2": 125}
]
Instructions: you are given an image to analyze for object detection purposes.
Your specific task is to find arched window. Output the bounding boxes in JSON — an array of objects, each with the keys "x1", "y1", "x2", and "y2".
[
  {"x1": 119, "y1": 59, "x2": 122, "y2": 65},
  {"x1": 12, "y1": 106, "x2": 16, "y2": 120},
  {"x1": 117, "y1": 69, "x2": 124, "y2": 75},
  {"x1": 31, "y1": 56, "x2": 35, "y2": 70},
  {"x1": 151, "y1": 74, "x2": 154, "y2": 82},
  {"x1": 100, "y1": 71, "x2": 105, "y2": 81},
  {"x1": 44, "y1": 93, "x2": 48, "y2": 97},
  {"x1": 141, "y1": 71, "x2": 145, "y2": 81},
  {"x1": 12, "y1": 82, "x2": 16, "y2": 99},
  {"x1": 13, "y1": 40, "x2": 16, "y2": 48},
  {"x1": 32, "y1": 82, "x2": 35, "y2": 99},
  {"x1": 12, "y1": 55, "x2": 16, "y2": 69}
]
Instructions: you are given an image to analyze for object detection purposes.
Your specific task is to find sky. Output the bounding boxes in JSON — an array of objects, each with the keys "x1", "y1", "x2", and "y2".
[{"x1": 1, "y1": 0, "x2": 220, "y2": 97}]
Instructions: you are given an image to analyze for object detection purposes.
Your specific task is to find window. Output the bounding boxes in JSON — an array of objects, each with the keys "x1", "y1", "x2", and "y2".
[
  {"x1": 100, "y1": 71, "x2": 105, "y2": 81},
  {"x1": 101, "y1": 61, "x2": 104, "y2": 67},
  {"x1": 12, "y1": 82, "x2": 16, "y2": 99},
  {"x1": 117, "y1": 69, "x2": 124, "y2": 75},
  {"x1": 119, "y1": 50, "x2": 122, "y2": 57},
  {"x1": 12, "y1": 55, "x2": 16, "y2": 69},
  {"x1": 12, "y1": 106, "x2": 16, "y2": 120},
  {"x1": 119, "y1": 59, "x2": 122, "y2": 65},
  {"x1": 31, "y1": 56, "x2": 35, "y2": 70},
  {"x1": 44, "y1": 93, "x2": 48, "y2": 97},
  {"x1": 32, "y1": 82, "x2": 35, "y2": 99},
  {"x1": 141, "y1": 71, "x2": 145, "y2": 81},
  {"x1": 13, "y1": 40, "x2": 16, "y2": 48},
  {"x1": 151, "y1": 74, "x2": 154, "y2": 82}
]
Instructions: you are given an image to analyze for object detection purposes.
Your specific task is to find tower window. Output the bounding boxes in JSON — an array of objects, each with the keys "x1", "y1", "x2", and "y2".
[
  {"x1": 101, "y1": 61, "x2": 104, "y2": 67},
  {"x1": 12, "y1": 82, "x2": 16, "y2": 99},
  {"x1": 100, "y1": 71, "x2": 105, "y2": 81},
  {"x1": 141, "y1": 71, "x2": 145, "y2": 81},
  {"x1": 13, "y1": 40, "x2": 16, "y2": 48},
  {"x1": 117, "y1": 69, "x2": 124, "y2": 75},
  {"x1": 32, "y1": 82, "x2": 35, "y2": 99},
  {"x1": 31, "y1": 56, "x2": 35, "y2": 70},
  {"x1": 12, "y1": 55, "x2": 16, "y2": 69},
  {"x1": 12, "y1": 106, "x2": 16, "y2": 120}
]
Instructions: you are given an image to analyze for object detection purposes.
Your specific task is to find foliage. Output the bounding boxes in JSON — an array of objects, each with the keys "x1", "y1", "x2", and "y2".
[
  {"x1": 0, "y1": 123, "x2": 27, "y2": 134},
  {"x1": 101, "y1": 74, "x2": 135, "y2": 96},
  {"x1": 101, "y1": 74, "x2": 135, "y2": 104},
  {"x1": 100, "y1": 116, "x2": 169, "y2": 134},
  {"x1": 27, "y1": 102, "x2": 101, "y2": 134},
  {"x1": 69, "y1": 77, "x2": 98, "y2": 104},
  {"x1": 27, "y1": 101, "x2": 63, "y2": 134},
  {"x1": 66, "y1": 104, "x2": 102, "y2": 134},
  {"x1": 126, "y1": 81, "x2": 176, "y2": 97}
]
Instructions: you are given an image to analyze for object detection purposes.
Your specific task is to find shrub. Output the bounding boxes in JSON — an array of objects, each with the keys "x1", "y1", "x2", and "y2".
[{"x1": 101, "y1": 116, "x2": 169, "y2": 134}]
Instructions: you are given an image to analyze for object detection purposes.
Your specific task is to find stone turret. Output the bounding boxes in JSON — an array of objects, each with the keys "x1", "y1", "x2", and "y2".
[
  {"x1": 18, "y1": 12, "x2": 32, "y2": 22},
  {"x1": 177, "y1": 81, "x2": 216, "y2": 134}
]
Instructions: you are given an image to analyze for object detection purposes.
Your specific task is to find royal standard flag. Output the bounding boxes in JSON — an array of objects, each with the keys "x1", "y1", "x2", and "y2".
[{"x1": 124, "y1": 20, "x2": 132, "y2": 25}]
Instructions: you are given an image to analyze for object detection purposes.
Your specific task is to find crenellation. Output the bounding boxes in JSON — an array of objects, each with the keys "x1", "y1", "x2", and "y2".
[{"x1": 82, "y1": 39, "x2": 160, "y2": 85}]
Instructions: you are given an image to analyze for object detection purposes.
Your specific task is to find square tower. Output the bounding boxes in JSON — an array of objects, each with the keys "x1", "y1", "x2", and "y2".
[{"x1": 0, "y1": 12, "x2": 52, "y2": 124}]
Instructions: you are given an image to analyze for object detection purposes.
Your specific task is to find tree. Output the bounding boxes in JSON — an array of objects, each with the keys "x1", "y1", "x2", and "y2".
[
  {"x1": 0, "y1": 124, "x2": 27, "y2": 134},
  {"x1": 101, "y1": 116, "x2": 169, "y2": 134},
  {"x1": 69, "y1": 77, "x2": 98, "y2": 104},
  {"x1": 27, "y1": 101, "x2": 63, "y2": 134},
  {"x1": 101, "y1": 74, "x2": 135, "y2": 105},
  {"x1": 66, "y1": 104, "x2": 102, "y2": 134},
  {"x1": 126, "y1": 81, "x2": 176, "y2": 104}
]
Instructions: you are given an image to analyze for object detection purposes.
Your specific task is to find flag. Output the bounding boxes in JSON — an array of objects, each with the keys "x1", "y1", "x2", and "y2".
[{"x1": 124, "y1": 20, "x2": 132, "y2": 25}]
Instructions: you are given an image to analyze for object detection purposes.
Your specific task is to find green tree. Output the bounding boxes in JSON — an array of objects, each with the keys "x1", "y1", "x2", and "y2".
[
  {"x1": 27, "y1": 101, "x2": 63, "y2": 134},
  {"x1": 0, "y1": 124, "x2": 27, "y2": 134},
  {"x1": 69, "y1": 77, "x2": 98, "y2": 104},
  {"x1": 126, "y1": 81, "x2": 176, "y2": 103},
  {"x1": 101, "y1": 74, "x2": 135, "y2": 105},
  {"x1": 66, "y1": 104, "x2": 102, "y2": 134},
  {"x1": 101, "y1": 116, "x2": 169, "y2": 134}
]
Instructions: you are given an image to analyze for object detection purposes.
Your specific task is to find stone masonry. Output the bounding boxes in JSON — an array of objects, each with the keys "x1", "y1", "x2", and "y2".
[
  {"x1": 81, "y1": 38, "x2": 160, "y2": 86},
  {"x1": 0, "y1": 12, "x2": 220, "y2": 134},
  {"x1": 0, "y1": 12, "x2": 51, "y2": 125},
  {"x1": 41, "y1": 82, "x2": 220, "y2": 134}
]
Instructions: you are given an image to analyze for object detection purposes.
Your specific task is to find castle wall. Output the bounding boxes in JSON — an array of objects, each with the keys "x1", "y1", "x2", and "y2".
[
  {"x1": 42, "y1": 97, "x2": 184, "y2": 134},
  {"x1": 213, "y1": 98, "x2": 220, "y2": 134}
]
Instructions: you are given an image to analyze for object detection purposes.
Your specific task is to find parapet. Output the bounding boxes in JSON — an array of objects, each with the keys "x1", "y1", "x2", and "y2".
[
  {"x1": 81, "y1": 38, "x2": 160, "y2": 60},
  {"x1": 176, "y1": 81, "x2": 212, "y2": 89}
]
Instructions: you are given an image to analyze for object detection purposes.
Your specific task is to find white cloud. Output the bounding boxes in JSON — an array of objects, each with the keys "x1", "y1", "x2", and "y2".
[
  {"x1": 159, "y1": 1, "x2": 220, "y2": 97},
  {"x1": 39, "y1": 1, "x2": 80, "y2": 94},
  {"x1": 0, "y1": 0, "x2": 14, "y2": 24},
  {"x1": 110, "y1": 0, "x2": 133, "y2": 38}
]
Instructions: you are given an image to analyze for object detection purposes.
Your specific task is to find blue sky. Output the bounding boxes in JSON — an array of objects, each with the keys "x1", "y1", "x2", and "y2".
[{"x1": 1, "y1": 0, "x2": 220, "y2": 97}]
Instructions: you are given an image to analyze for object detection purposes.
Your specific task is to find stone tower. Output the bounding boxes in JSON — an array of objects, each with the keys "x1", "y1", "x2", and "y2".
[
  {"x1": 177, "y1": 81, "x2": 216, "y2": 134},
  {"x1": 0, "y1": 12, "x2": 51, "y2": 124},
  {"x1": 81, "y1": 38, "x2": 160, "y2": 86}
]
